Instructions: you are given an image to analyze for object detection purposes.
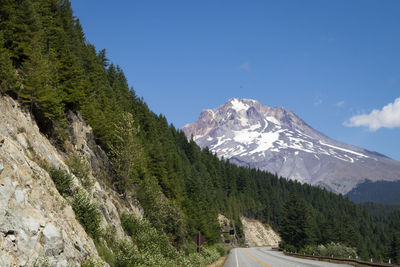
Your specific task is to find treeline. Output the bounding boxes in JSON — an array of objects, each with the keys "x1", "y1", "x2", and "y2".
[
  {"x1": 0, "y1": 0, "x2": 399, "y2": 264},
  {"x1": 360, "y1": 203, "x2": 400, "y2": 263}
]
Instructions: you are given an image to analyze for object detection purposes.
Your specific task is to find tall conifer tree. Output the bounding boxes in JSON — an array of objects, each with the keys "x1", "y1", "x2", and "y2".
[{"x1": 280, "y1": 193, "x2": 313, "y2": 250}]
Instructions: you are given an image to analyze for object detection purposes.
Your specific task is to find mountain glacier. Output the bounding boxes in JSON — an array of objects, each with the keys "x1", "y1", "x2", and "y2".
[{"x1": 182, "y1": 98, "x2": 400, "y2": 194}]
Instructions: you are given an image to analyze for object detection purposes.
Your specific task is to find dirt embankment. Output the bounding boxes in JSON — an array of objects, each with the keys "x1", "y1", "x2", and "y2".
[{"x1": 241, "y1": 217, "x2": 281, "y2": 247}]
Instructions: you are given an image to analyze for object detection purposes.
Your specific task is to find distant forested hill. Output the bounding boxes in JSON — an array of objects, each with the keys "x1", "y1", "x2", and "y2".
[
  {"x1": 347, "y1": 180, "x2": 400, "y2": 204},
  {"x1": 0, "y1": 0, "x2": 399, "y2": 264}
]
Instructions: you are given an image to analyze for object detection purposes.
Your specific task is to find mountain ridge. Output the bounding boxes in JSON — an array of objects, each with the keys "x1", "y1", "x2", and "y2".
[{"x1": 183, "y1": 98, "x2": 400, "y2": 194}]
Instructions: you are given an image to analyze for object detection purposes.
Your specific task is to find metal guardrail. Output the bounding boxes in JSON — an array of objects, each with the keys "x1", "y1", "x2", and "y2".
[{"x1": 285, "y1": 252, "x2": 400, "y2": 267}]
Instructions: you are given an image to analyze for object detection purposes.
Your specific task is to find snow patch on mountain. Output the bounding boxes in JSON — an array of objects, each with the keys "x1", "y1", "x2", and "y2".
[{"x1": 231, "y1": 98, "x2": 251, "y2": 112}]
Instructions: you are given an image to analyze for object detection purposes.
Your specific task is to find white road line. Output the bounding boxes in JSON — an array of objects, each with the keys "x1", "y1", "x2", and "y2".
[{"x1": 235, "y1": 248, "x2": 239, "y2": 267}]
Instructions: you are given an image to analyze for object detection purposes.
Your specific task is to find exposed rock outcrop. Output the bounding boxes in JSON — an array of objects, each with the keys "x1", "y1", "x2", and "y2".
[
  {"x1": 0, "y1": 95, "x2": 141, "y2": 266},
  {"x1": 0, "y1": 96, "x2": 97, "y2": 266},
  {"x1": 240, "y1": 217, "x2": 280, "y2": 247}
]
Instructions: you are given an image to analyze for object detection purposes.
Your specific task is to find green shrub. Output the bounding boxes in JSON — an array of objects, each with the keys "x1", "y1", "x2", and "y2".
[
  {"x1": 115, "y1": 240, "x2": 138, "y2": 267},
  {"x1": 81, "y1": 258, "x2": 103, "y2": 267},
  {"x1": 183, "y1": 253, "x2": 204, "y2": 267},
  {"x1": 66, "y1": 153, "x2": 92, "y2": 188},
  {"x1": 284, "y1": 243, "x2": 297, "y2": 253},
  {"x1": 185, "y1": 241, "x2": 198, "y2": 254},
  {"x1": 72, "y1": 189, "x2": 101, "y2": 239},
  {"x1": 299, "y1": 245, "x2": 314, "y2": 255},
  {"x1": 320, "y1": 242, "x2": 357, "y2": 258},
  {"x1": 115, "y1": 240, "x2": 178, "y2": 267},
  {"x1": 201, "y1": 246, "x2": 220, "y2": 264},
  {"x1": 94, "y1": 239, "x2": 116, "y2": 266},
  {"x1": 120, "y1": 212, "x2": 228, "y2": 266},
  {"x1": 305, "y1": 242, "x2": 357, "y2": 258},
  {"x1": 137, "y1": 177, "x2": 187, "y2": 247},
  {"x1": 121, "y1": 212, "x2": 178, "y2": 259},
  {"x1": 214, "y1": 243, "x2": 228, "y2": 257},
  {"x1": 48, "y1": 166, "x2": 73, "y2": 196}
]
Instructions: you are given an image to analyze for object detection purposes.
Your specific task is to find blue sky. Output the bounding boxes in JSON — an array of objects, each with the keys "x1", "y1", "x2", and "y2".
[{"x1": 70, "y1": 0, "x2": 400, "y2": 161}]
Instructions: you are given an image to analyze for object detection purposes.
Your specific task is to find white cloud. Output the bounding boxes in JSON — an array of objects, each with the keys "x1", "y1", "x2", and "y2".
[
  {"x1": 344, "y1": 97, "x2": 400, "y2": 131},
  {"x1": 239, "y1": 61, "x2": 251, "y2": 72},
  {"x1": 336, "y1": 100, "x2": 345, "y2": 107}
]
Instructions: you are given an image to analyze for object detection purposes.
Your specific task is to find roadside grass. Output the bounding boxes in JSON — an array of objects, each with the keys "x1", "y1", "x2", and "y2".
[{"x1": 207, "y1": 254, "x2": 229, "y2": 267}]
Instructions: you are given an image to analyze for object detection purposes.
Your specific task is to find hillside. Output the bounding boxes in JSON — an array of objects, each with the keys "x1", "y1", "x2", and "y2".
[
  {"x1": 0, "y1": 95, "x2": 138, "y2": 265},
  {"x1": 0, "y1": 0, "x2": 400, "y2": 265},
  {"x1": 347, "y1": 180, "x2": 400, "y2": 204}
]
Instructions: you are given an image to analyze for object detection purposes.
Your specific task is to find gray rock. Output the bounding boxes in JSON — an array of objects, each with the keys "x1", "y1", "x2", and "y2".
[
  {"x1": 0, "y1": 177, "x2": 17, "y2": 216},
  {"x1": 55, "y1": 259, "x2": 68, "y2": 267},
  {"x1": 0, "y1": 254, "x2": 11, "y2": 267},
  {"x1": 0, "y1": 161, "x2": 4, "y2": 175},
  {"x1": 23, "y1": 215, "x2": 41, "y2": 235},
  {"x1": 42, "y1": 223, "x2": 64, "y2": 256},
  {"x1": 13, "y1": 187, "x2": 25, "y2": 205}
]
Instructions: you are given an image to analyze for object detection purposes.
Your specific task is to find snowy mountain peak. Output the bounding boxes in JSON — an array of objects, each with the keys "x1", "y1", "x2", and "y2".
[
  {"x1": 182, "y1": 98, "x2": 400, "y2": 194},
  {"x1": 227, "y1": 98, "x2": 259, "y2": 112}
]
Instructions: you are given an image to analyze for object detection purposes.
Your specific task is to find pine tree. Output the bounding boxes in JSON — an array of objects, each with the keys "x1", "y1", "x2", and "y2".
[
  {"x1": 390, "y1": 232, "x2": 400, "y2": 264},
  {"x1": 0, "y1": 32, "x2": 18, "y2": 93},
  {"x1": 55, "y1": 48, "x2": 86, "y2": 110},
  {"x1": 107, "y1": 112, "x2": 143, "y2": 191},
  {"x1": 0, "y1": 0, "x2": 41, "y2": 67},
  {"x1": 280, "y1": 193, "x2": 313, "y2": 250},
  {"x1": 20, "y1": 33, "x2": 66, "y2": 136}
]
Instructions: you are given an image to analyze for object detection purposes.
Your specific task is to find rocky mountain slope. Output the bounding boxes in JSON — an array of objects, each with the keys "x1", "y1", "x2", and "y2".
[
  {"x1": 183, "y1": 98, "x2": 400, "y2": 194},
  {"x1": 0, "y1": 95, "x2": 141, "y2": 266}
]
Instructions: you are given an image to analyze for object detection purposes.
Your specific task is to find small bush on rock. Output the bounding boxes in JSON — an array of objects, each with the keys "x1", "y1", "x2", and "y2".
[
  {"x1": 81, "y1": 258, "x2": 103, "y2": 267},
  {"x1": 72, "y1": 189, "x2": 101, "y2": 239},
  {"x1": 48, "y1": 167, "x2": 73, "y2": 196},
  {"x1": 66, "y1": 153, "x2": 92, "y2": 189}
]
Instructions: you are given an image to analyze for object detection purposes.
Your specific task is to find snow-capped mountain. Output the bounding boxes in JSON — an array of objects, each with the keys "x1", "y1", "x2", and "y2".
[{"x1": 182, "y1": 98, "x2": 400, "y2": 194}]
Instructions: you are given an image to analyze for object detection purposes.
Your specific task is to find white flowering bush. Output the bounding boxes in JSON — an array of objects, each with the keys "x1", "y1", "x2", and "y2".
[{"x1": 303, "y1": 242, "x2": 357, "y2": 259}]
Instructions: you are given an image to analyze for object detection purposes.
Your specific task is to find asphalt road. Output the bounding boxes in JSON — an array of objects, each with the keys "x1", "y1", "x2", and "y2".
[{"x1": 223, "y1": 247, "x2": 353, "y2": 267}]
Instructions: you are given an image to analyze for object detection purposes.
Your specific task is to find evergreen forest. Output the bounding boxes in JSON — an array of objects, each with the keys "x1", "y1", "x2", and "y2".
[{"x1": 0, "y1": 0, "x2": 399, "y2": 265}]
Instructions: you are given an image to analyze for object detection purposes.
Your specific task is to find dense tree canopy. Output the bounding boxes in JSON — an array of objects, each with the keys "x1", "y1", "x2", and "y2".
[{"x1": 280, "y1": 194, "x2": 313, "y2": 249}]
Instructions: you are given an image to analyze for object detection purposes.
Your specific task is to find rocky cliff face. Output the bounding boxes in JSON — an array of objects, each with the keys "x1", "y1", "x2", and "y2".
[
  {"x1": 183, "y1": 98, "x2": 400, "y2": 194},
  {"x1": 240, "y1": 217, "x2": 280, "y2": 247},
  {"x1": 0, "y1": 95, "x2": 141, "y2": 266}
]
